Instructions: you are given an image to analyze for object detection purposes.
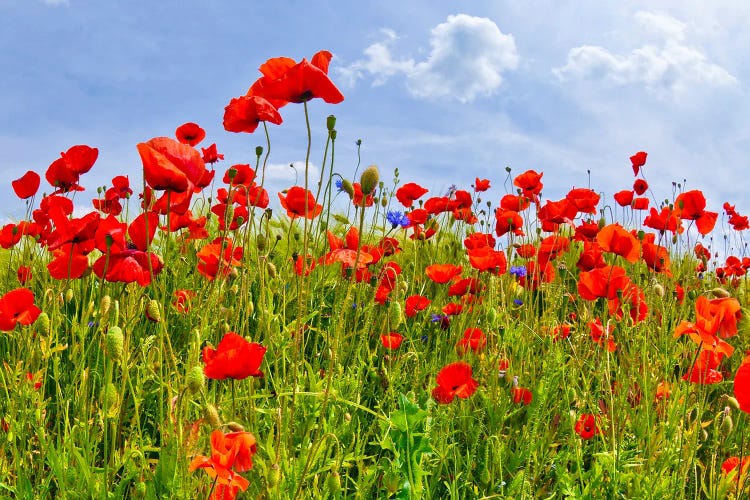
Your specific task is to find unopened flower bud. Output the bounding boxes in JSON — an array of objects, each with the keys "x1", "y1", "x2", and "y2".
[
  {"x1": 721, "y1": 409, "x2": 734, "y2": 436},
  {"x1": 146, "y1": 299, "x2": 161, "y2": 323},
  {"x1": 100, "y1": 295, "x2": 111, "y2": 317},
  {"x1": 247, "y1": 300, "x2": 254, "y2": 316},
  {"x1": 65, "y1": 288, "x2": 74, "y2": 303},
  {"x1": 255, "y1": 146, "x2": 263, "y2": 157},
  {"x1": 36, "y1": 312, "x2": 50, "y2": 336},
  {"x1": 388, "y1": 301, "x2": 404, "y2": 329},
  {"x1": 360, "y1": 165, "x2": 380, "y2": 195},
  {"x1": 267, "y1": 464, "x2": 282, "y2": 488},
  {"x1": 226, "y1": 421, "x2": 245, "y2": 432},
  {"x1": 341, "y1": 179, "x2": 354, "y2": 198},
  {"x1": 205, "y1": 404, "x2": 221, "y2": 428},
  {"x1": 711, "y1": 287, "x2": 731, "y2": 298},
  {"x1": 186, "y1": 365, "x2": 205, "y2": 395},
  {"x1": 726, "y1": 396, "x2": 741, "y2": 411},
  {"x1": 326, "y1": 470, "x2": 342, "y2": 494},
  {"x1": 653, "y1": 283, "x2": 665, "y2": 298},
  {"x1": 256, "y1": 233, "x2": 267, "y2": 251},
  {"x1": 266, "y1": 261, "x2": 277, "y2": 278},
  {"x1": 105, "y1": 326, "x2": 124, "y2": 363}
]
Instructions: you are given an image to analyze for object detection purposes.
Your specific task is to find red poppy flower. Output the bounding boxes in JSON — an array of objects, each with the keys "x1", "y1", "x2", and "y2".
[
  {"x1": 189, "y1": 429, "x2": 256, "y2": 493},
  {"x1": 17, "y1": 266, "x2": 32, "y2": 285},
  {"x1": 495, "y1": 210, "x2": 524, "y2": 237},
  {"x1": 575, "y1": 413, "x2": 600, "y2": 439},
  {"x1": 197, "y1": 238, "x2": 243, "y2": 280},
  {"x1": 431, "y1": 362, "x2": 479, "y2": 404},
  {"x1": 175, "y1": 122, "x2": 206, "y2": 146},
  {"x1": 588, "y1": 318, "x2": 617, "y2": 352},
  {"x1": 734, "y1": 352, "x2": 750, "y2": 414},
  {"x1": 675, "y1": 190, "x2": 718, "y2": 235},
  {"x1": 137, "y1": 137, "x2": 207, "y2": 193},
  {"x1": 566, "y1": 188, "x2": 600, "y2": 214},
  {"x1": 641, "y1": 234, "x2": 671, "y2": 274},
  {"x1": 513, "y1": 170, "x2": 543, "y2": 199},
  {"x1": 467, "y1": 246, "x2": 507, "y2": 274},
  {"x1": 474, "y1": 178, "x2": 490, "y2": 192},
  {"x1": 223, "y1": 96, "x2": 283, "y2": 134},
  {"x1": 630, "y1": 151, "x2": 647, "y2": 176},
  {"x1": 500, "y1": 194, "x2": 531, "y2": 212},
  {"x1": 631, "y1": 197, "x2": 649, "y2": 210},
  {"x1": 173, "y1": 289, "x2": 196, "y2": 313},
  {"x1": 608, "y1": 281, "x2": 648, "y2": 323},
  {"x1": 448, "y1": 277, "x2": 482, "y2": 297},
  {"x1": 683, "y1": 350, "x2": 725, "y2": 384},
  {"x1": 515, "y1": 244, "x2": 536, "y2": 259},
  {"x1": 577, "y1": 265, "x2": 630, "y2": 301},
  {"x1": 201, "y1": 143, "x2": 224, "y2": 164},
  {"x1": 0, "y1": 288, "x2": 41, "y2": 331},
  {"x1": 632, "y1": 179, "x2": 648, "y2": 195},
  {"x1": 258, "y1": 58, "x2": 344, "y2": 105},
  {"x1": 278, "y1": 187, "x2": 322, "y2": 219},
  {"x1": 405, "y1": 295, "x2": 431, "y2": 318},
  {"x1": 511, "y1": 387, "x2": 533, "y2": 405},
  {"x1": 92, "y1": 249, "x2": 164, "y2": 287},
  {"x1": 574, "y1": 220, "x2": 600, "y2": 242},
  {"x1": 464, "y1": 232, "x2": 496, "y2": 250},
  {"x1": 442, "y1": 302, "x2": 464, "y2": 316},
  {"x1": 423, "y1": 196, "x2": 453, "y2": 215},
  {"x1": 381, "y1": 332, "x2": 404, "y2": 350},
  {"x1": 596, "y1": 224, "x2": 640, "y2": 263},
  {"x1": 45, "y1": 145, "x2": 98, "y2": 192},
  {"x1": 425, "y1": 263, "x2": 463, "y2": 284},
  {"x1": 644, "y1": 207, "x2": 683, "y2": 234},
  {"x1": 613, "y1": 190, "x2": 634, "y2": 207},
  {"x1": 202, "y1": 332, "x2": 266, "y2": 380},
  {"x1": 456, "y1": 327, "x2": 487, "y2": 355},
  {"x1": 395, "y1": 183, "x2": 429, "y2": 208},
  {"x1": 47, "y1": 244, "x2": 90, "y2": 280},
  {"x1": 12, "y1": 171, "x2": 41, "y2": 199}
]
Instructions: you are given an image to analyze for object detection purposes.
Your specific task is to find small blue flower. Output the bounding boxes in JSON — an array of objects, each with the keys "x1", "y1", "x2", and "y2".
[
  {"x1": 335, "y1": 179, "x2": 344, "y2": 192},
  {"x1": 421, "y1": 334, "x2": 429, "y2": 343},
  {"x1": 509, "y1": 265, "x2": 527, "y2": 278},
  {"x1": 387, "y1": 211, "x2": 411, "y2": 228},
  {"x1": 513, "y1": 298, "x2": 523, "y2": 306}
]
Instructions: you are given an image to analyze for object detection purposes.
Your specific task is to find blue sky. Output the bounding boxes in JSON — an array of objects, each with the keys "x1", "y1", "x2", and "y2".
[{"x1": 2, "y1": 0, "x2": 749, "y2": 246}]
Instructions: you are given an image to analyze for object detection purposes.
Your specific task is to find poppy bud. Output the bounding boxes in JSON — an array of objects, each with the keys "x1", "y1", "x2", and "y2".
[
  {"x1": 133, "y1": 481, "x2": 147, "y2": 498},
  {"x1": 652, "y1": 283, "x2": 665, "y2": 298},
  {"x1": 65, "y1": 288, "x2": 74, "y2": 303},
  {"x1": 247, "y1": 300, "x2": 254, "y2": 316},
  {"x1": 256, "y1": 233, "x2": 267, "y2": 251},
  {"x1": 267, "y1": 463, "x2": 282, "y2": 488},
  {"x1": 256, "y1": 146, "x2": 263, "y2": 157},
  {"x1": 344, "y1": 412, "x2": 351, "y2": 422},
  {"x1": 360, "y1": 165, "x2": 380, "y2": 195},
  {"x1": 330, "y1": 129, "x2": 337, "y2": 140},
  {"x1": 711, "y1": 287, "x2": 731, "y2": 298},
  {"x1": 100, "y1": 295, "x2": 111, "y2": 318},
  {"x1": 105, "y1": 326, "x2": 124, "y2": 363},
  {"x1": 266, "y1": 261, "x2": 277, "y2": 278},
  {"x1": 326, "y1": 114, "x2": 336, "y2": 131},
  {"x1": 205, "y1": 404, "x2": 221, "y2": 428},
  {"x1": 186, "y1": 365, "x2": 205, "y2": 395},
  {"x1": 720, "y1": 408, "x2": 734, "y2": 436},
  {"x1": 326, "y1": 470, "x2": 342, "y2": 495},
  {"x1": 226, "y1": 421, "x2": 245, "y2": 432},
  {"x1": 487, "y1": 307, "x2": 498, "y2": 324},
  {"x1": 727, "y1": 396, "x2": 741, "y2": 411},
  {"x1": 146, "y1": 299, "x2": 161, "y2": 323},
  {"x1": 341, "y1": 179, "x2": 354, "y2": 198},
  {"x1": 388, "y1": 301, "x2": 404, "y2": 329},
  {"x1": 101, "y1": 382, "x2": 119, "y2": 418},
  {"x1": 36, "y1": 312, "x2": 50, "y2": 336},
  {"x1": 381, "y1": 196, "x2": 388, "y2": 208}
]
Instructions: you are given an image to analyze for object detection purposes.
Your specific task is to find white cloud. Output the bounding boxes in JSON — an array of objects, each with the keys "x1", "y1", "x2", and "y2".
[
  {"x1": 337, "y1": 14, "x2": 519, "y2": 103},
  {"x1": 553, "y1": 11, "x2": 737, "y2": 95},
  {"x1": 263, "y1": 161, "x2": 320, "y2": 185}
]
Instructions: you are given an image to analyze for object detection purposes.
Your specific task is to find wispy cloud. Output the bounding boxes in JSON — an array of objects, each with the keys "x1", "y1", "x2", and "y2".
[
  {"x1": 338, "y1": 14, "x2": 519, "y2": 103},
  {"x1": 553, "y1": 11, "x2": 737, "y2": 96}
]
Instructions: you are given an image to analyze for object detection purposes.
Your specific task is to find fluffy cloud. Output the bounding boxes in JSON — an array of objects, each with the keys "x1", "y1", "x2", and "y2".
[
  {"x1": 553, "y1": 11, "x2": 737, "y2": 95},
  {"x1": 338, "y1": 14, "x2": 519, "y2": 103},
  {"x1": 263, "y1": 161, "x2": 320, "y2": 184}
]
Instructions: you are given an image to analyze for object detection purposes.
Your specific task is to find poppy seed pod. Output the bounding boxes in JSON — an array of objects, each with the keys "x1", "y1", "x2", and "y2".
[
  {"x1": 360, "y1": 165, "x2": 379, "y2": 195},
  {"x1": 267, "y1": 464, "x2": 282, "y2": 488},
  {"x1": 255, "y1": 146, "x2": 263, "y2": 157},
  {"x1": 226, "y1": 421, "x2": 245, "y2": 432},
  {"x1": 711, "y1": 287, "x2": 731, "y2": 298},
  {"x1": 326, "y1": 114, "x2": 336, "y2": 131}
]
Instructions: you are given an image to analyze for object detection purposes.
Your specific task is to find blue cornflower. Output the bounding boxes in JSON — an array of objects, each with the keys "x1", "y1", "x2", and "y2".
[
  {"x1": 335, "y1": 179, "x2": 344, "y2": 192},
  {"x1": 387, "y1": 211, "x2": 411, "y2": 228},
  {"x1": 513, "y1": 299, "x2": 523, "y2": 306},
  {"x1": 509, "y1": 265, "x2": 527, "y2": 278}
]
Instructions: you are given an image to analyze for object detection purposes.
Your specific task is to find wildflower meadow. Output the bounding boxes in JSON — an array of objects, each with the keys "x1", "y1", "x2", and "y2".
[{"x1": 4, "y1": 49, "x2": 750, "y2": 499}]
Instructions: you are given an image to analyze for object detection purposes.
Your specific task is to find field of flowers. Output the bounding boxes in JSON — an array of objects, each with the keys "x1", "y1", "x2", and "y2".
[{"x1": 3, "y1": 49, "x2": 750, "y2": 499}]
